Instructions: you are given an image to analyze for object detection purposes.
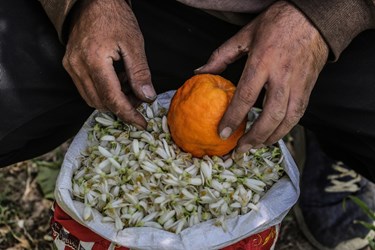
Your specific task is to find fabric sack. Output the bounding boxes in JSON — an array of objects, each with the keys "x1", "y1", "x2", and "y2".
[{"x1": 54, "y1": 91, "x2": 300, "y2": 250}]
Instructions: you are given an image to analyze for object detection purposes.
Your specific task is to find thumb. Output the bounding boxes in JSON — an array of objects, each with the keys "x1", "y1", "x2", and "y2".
[{"x1": 194, "y1": 30, "x2": 252, "y2": 74}]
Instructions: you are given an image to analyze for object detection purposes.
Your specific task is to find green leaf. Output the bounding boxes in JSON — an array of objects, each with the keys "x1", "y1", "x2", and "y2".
[
  {"x1": 369, "y1": 239, "x2": 375, "y2": 250},
  {"x1": 348, "y1": 195, "x2": 375, "y2": 220},
  {"x1": 35, "y1": 161, "x2": 61, "y2": 200},
  {"x1": 355, "y1": 220, "x2": 375, "y2": 231}
]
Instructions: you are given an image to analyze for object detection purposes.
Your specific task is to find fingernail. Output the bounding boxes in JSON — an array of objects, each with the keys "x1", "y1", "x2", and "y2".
[
  {"x1": 220, "y1": 127, "x2": 232, "y2": 140},
  {"x1": 132, "y1": 123, "x2": 145, "y2": 131},
  {"x1": 194, "y1": 65, "x2": 205, "y2": 73},
  {"x1": 142, "y1": 85, "x2": 157, "y2": 100},
  {"x1": 237, "y1": 144, "x2": 253, "y2": 154},
  {"x1": 254, "y1": 144, "x2": 265, "y2": 149}
]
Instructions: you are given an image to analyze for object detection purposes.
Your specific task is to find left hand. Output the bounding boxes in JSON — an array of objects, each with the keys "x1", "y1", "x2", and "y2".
[{"x1": 195, "y1": 1, "x2": 329, "y2": 152}]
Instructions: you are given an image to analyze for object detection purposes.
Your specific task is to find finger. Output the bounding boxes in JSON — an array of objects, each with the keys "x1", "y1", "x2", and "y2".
[
  {"x1": 237, "y1": 81, "x2": 290, "y2": 151},
  {"x1": 264, "y1": 89, "x2": 309, "y2": 145},
  {"x1": 90, "y1": 59, "x2": 147, "y2": 129},
  {"x1": 63, "y1": 57, "x2": 95, "y2": 107},
  {"x1": 265, "y1": 77, "x2": 316, "y2": 145},
  {"x1": 218, "y1": 58, "x2": 268, "y2": 140},
  {"x1": 194, "y1": 26, "x2": 252, "y2": 74},
  {"x1": 73, "y1": 64, "x2": 106, "y2": 110},
  {"x1": 119, "y1": 44, "x2": 157, "y2": 103},
  {"x1": 119, "y1": 73, "x2": 143, "y2": 107},
  {"x1": 124, "y1": 90, "x2": 143, "y2": 108}
]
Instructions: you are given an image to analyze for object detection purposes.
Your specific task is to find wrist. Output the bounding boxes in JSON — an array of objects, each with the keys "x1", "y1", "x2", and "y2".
[{"x1": 267, "y1": 1, "x2": 329, "y2": 65}]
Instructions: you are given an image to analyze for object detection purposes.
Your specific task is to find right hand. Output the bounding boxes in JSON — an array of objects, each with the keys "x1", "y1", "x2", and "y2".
[
  {"x1": 63, "y1": 0, "x2": 156, "y2": 129},
  {"x1": 195, "y1": 1, "x2": 328, "y2": 150}
]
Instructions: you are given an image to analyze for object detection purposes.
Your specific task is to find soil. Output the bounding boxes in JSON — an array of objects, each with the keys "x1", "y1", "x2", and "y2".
[
  {"x1": 0, "y1": 143, "x2": 315, "y2": 250},
  {"x1": 0, "y1": 161, "x2": 54, "y2": 249}
]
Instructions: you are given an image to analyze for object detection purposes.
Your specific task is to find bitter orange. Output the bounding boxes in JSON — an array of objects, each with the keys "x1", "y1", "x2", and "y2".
[{"x1": 167, "y1": 74, "x2": 246, "y2": 158}]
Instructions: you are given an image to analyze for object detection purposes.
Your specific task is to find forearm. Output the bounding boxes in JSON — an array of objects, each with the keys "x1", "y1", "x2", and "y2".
[
  {"x1": 288, "y1": 0, "x2": 375, "y2": 61},
  {"x1": 38, "y1": 0, "x2": 79, "y2": 42},
  {"x1": 39, "y1": 0, "x2": 132, "y2": 43}
]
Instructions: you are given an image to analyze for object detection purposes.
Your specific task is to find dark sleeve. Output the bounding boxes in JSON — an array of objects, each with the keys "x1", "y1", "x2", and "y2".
[
  {"x1": 288, "y1": 0, "x2": 375, "y2": 61},
  {"x1": 38, "y1": 0, "x2": 79, "y2": 42}
]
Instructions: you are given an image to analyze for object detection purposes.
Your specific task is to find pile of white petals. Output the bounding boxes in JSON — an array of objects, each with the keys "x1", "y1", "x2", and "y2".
[{"x1": 72, "y1": 101, "x2": 284, "y2": 234}]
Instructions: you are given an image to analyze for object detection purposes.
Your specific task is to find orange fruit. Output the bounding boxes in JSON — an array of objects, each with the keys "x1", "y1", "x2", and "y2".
[{"x1": 167, "y1": 74, "x2": 246, "y2": 158}]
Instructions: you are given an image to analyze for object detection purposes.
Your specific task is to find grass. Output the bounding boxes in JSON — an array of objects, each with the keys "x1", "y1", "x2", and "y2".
[{"x1": 348, "y1": 195, "x2": 375, "y2": 249}]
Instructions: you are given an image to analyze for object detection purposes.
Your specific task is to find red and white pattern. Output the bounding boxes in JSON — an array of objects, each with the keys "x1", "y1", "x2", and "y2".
[{"x1": 51, "y1": 203, "x2": 279, "y2": 250}]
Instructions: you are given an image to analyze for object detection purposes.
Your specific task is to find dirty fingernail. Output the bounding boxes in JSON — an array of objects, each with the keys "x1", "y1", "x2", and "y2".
[
  {"x1": 220, "y1": 127, "x2": 232, "y2": 140},
  {"x1": 132, "y1": 123, "x2": 145, "y2": 131},
  {"x1": 237, "y1": 144, "x2": 253, "y2": 154},
  {"x1": 194, "y1": 65, "x2": 205, "y2": 73},
  {"x1": 142, "y1": 85, "x2": 157, "y2": 100}
]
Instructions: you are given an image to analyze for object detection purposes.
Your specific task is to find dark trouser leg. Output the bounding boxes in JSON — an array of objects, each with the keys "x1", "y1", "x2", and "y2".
[
  {"x1": 295, "y1": 31, "x2": 375, "y2": 248},
  {"x1": 0, "y1": 0, "x2": 93, "y2": 167},
  {"x1": 300, "y1": 30, "x2": 375, "y2": 182}
]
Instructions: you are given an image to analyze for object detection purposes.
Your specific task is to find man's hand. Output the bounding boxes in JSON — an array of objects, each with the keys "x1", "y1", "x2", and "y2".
[
  {"x1": 195, "y1": 1, "x2": 329, "y2": 152},
  {"x1": 63, "y1": 0, "x2": 156, "y2": 129}
]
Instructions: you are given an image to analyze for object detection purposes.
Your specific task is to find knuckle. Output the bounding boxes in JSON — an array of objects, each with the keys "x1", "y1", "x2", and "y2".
[
  {"x1": 101, "y1": 91, "x2": 117, "y2": 107},
  {"x1": 251, "y1": 54, "x2": 267, "y2": 71},
  {"x1": 281, "y1": 112, "x2": 305, "y2": 132},
  {"x1": 222, "y1": 113, "x2": 241, "y2": 128},
  {"x1": 62, "y1": 56, "x2": 70, "y2": 69},
  {"x1": 283, "y1": 109, "x2": 305, "y2": 130},
  {"x1": 294, "y1": 99, "x2": 308, "y2": 117},
  {"x1": 128, "y1": 63, "x2": 151, "y2": 83},
  {"x1": 250, "y1": 134, "x2": 266, "y2": 146},
  {"x1": 238, "y1": 88, "x2": 256, "y2": 106},
  {"x1": 273, "y1": 86, "x2": 287, "y2": 102},
  {"x1": 82, "y1": 47, "x2": 94, "y2": 62},
  {"x1": 268, "y1": 109, "x2": 286, "y2": 122},
  {"x1": 237, "y1": 44, "x2": 250, "y2": 54},
  {"x1": 67, "y1": 55, "x2": 81, "y2": 69},
  {"x1": 63, "y1": 51, "x2": 79, "y2": 69},
  {"x1": 283, "y1": 116, "x2": 299, "y2": 130},
  {"x1": 84, "y1": 49, "x2": 101, "y2": 66},
  {"x1": 245, "y1": 128, "x2": 267, "y2": 146},
  {"x1": 83, "y1": 42, "x2": 113, "y2": 65}
]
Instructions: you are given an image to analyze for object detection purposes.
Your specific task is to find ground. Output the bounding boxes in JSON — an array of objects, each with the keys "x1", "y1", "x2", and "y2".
[{"x1": 0, "y1": 142, "x2": 314, "y2": 250}]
